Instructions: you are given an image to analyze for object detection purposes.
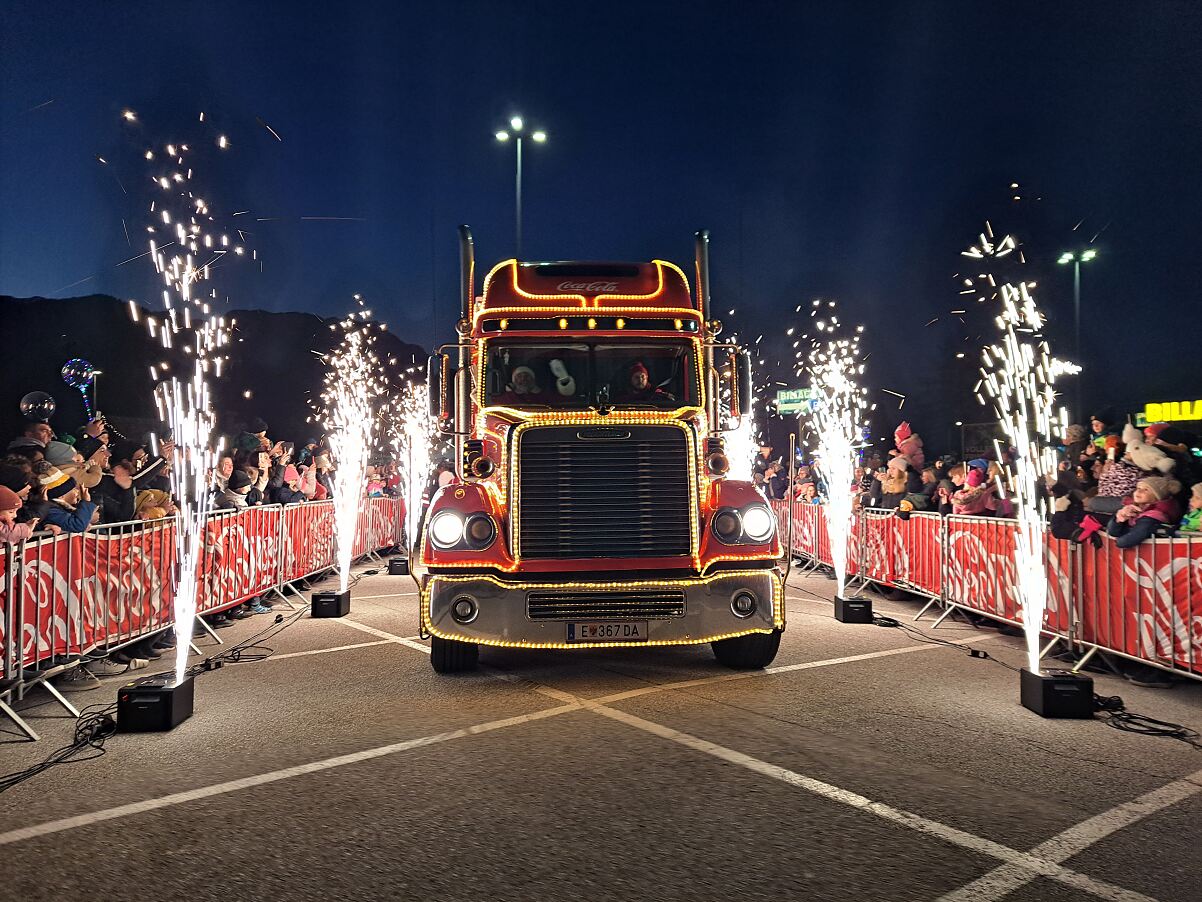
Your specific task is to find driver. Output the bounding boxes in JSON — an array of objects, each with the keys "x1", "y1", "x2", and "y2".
[{"x1": 617, "y1": 361, "x2": 673, "y2": 403}]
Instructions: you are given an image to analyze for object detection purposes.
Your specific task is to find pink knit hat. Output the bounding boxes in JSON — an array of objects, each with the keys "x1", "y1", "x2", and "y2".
[{"x1": 283, "y1": 465, "x2": 300, "y2": 483}]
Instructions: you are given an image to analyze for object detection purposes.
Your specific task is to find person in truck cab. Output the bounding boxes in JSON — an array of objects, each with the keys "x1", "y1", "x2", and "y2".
[
  {"x1": 618, "y1": 361, "x2": 674, "y2": 403},
  {"x1": 495, "y1": 365, "x2": 549, "y2": 405}
]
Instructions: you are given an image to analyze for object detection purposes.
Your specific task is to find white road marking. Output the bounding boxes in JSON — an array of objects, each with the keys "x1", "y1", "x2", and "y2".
[
  {"x1": 936, "y1": 767, "x2": 1202, "y2": 901},
  {"x1": 0, "y1": 701, "x2": 582, "y2": 848},
  {"x1": 267, "y1": 639, "x2": 394, "y2": 661},
  {"x1": 352, "y1": 592, "x2": 418, "y2": 600},
  {"x1": 336, "y1": 618, "x2": 430, "y2": 653},
  {"x1": 591, "y1": 636, "x2": 1002, "y2": 704},
  {"x1": 587, "y1": 702, "x2": 1160, "y2": 902}
]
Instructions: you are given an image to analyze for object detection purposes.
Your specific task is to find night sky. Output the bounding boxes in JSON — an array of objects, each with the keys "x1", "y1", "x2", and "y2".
[{"x1": 2, "y1": 1, "x2": 1200, "y2": 443}]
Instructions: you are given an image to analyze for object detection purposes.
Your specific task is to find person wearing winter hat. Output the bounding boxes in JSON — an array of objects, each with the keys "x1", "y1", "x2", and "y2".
[
  {"x1": 270, "y1": 463, "x2": 307, "y2": 505},
  {"x1": 1106, "y1": 476, "x2": 1183, "y2": 548},
  {"x1": 952, "y1": 466, "x2": 996, "y2": 516},
  {"x1": 619, "y1": 361, "x2": 673, "y2": 403},
  {"x1": 38, "y1": 464, "x2": 97, "y2": 533},
  {"x1": 215, "y1": 469, "x2": 253, "y2": 511},
  {"x1": 0, "y1": 485, "x2": 38, "y2": 543},
  {"x1": 46, "y1": 438, "x2": 107, "y2": 490},
  {"x1": 1062, "y1": 424, "x2": 1089, "y2": 469}
]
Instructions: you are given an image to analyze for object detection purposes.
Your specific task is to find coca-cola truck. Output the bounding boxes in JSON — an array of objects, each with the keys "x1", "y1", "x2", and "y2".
[{"x1": 416, "y1": 227, "x2": 784, "y2": 673}]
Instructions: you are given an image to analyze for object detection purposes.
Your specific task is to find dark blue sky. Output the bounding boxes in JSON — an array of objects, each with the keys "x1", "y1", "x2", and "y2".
[{"x1": 2, "y1": 1, "x2": 1200, "y2": 430}]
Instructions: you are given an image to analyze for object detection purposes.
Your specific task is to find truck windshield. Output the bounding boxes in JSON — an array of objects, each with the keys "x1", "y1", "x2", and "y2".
[{"x1": 483, "y1": 341, "x2": 698, "y2": 410}]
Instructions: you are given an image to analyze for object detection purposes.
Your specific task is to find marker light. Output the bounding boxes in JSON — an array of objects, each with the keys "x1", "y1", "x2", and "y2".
[
  {"x1": 430, "y1": 511, "x2": 465, "y2": 549},
  {"x1": 741, "y1": 505, "x2": 775, "y2": 543}
]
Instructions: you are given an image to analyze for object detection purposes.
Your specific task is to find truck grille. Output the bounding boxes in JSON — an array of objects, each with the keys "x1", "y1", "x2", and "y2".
[
  {"x1": 517, "y1": 425, "x2": 692, "y2": 559},
  {"x1": 527, "y1": 589, "x2": 686, "y2": 620}
]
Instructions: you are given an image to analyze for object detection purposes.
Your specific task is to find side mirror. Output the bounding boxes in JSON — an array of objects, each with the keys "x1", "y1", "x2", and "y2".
[
  {"x1": 735, "y1": 349, "x2": 752, "y2": 417},
  {"x1": 427, "y1": 354, "x2": 446, "y2": 420}
]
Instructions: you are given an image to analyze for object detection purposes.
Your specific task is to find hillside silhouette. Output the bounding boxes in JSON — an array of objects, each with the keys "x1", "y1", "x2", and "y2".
[{"x1": 0, "y1": 294, "x2": 426, "y2": 446}]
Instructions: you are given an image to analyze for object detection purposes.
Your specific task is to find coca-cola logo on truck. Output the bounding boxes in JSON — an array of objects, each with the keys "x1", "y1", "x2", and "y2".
[{"x1": 557, "y1": 280, "x2": 619, "y2": 292}]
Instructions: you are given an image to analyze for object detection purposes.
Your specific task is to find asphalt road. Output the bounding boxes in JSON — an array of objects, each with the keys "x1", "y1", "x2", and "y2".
[{"x1": 2, "y1": 565, "x2": 1200, "y2": 902}]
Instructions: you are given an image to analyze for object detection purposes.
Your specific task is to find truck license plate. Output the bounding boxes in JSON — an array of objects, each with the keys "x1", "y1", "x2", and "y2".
[{"x1": 566, "y1": 621, "x2": 649, "y2": 643}]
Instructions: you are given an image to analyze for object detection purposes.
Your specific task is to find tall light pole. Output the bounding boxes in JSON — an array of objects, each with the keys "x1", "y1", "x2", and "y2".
[
  {"x1": 1057, "y1": 247, "x2": 1097, "y2": 415},
  {"x1": 495, "y1": 116, "x2": 547, "y2": 256}
]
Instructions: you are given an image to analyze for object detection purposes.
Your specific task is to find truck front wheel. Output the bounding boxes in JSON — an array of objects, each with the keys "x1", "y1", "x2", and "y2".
[
  {"x1": 711, "y1": 629, "x2": 782, "y2": 670},
  {"x1": 430, "y1": 635, "x2": 479, "y2": 673}
]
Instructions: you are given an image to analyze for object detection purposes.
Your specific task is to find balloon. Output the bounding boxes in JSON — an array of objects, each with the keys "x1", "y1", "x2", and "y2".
[
  {"x1": 19, "y1": 391, "x2": 56, "y2": 422},
  {"x1": 61, "y1": 358, "x2": 96, "y2": 389}
]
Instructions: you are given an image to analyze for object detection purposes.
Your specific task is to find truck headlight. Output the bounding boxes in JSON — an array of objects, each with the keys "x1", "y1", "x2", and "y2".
[
  {"x1": 711, "y1": 508, "x2": 742, "y2": 543},
  {"x1": 741, "y1": 505, "x2": 775, "y2": 543},
  {"x1": 464, "y1": 514, "x2": 496, "y2": 549},
  {"x1": 429, "y1": 511, "x2": 465, "y2": 549}
]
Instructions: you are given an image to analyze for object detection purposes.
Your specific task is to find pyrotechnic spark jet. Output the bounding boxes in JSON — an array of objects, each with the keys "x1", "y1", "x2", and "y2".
[
  {"x1": 805, "y1": 309, "x2": 869, "y2": 600},
  {"x1": 968, "y1": 226, "x2": 1078, "y2": 672},
  {"x1": 127, "y1": 115, "x2": 251, "y2": 683},
  {"x1": 718, "y1": 321, "x2": 760, "y2": 481},
  {"x1": 383, "y1": 381, "x2": 436, "y2": 554},
  {"x1": 320, "y1": 304, "x2": 386, "y2": 592}
]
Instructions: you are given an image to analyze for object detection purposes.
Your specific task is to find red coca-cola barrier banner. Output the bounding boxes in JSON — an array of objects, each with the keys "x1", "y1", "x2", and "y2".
[
  {"x1": 773, "y1": 499, "x2": 1201, "y2": 679},
  {"x1": 1078, "y1": 535, "x2": 1202, "y2": 675},
  {"x1": 1, "y1": 498, "x2": 405, "y2": 675}
]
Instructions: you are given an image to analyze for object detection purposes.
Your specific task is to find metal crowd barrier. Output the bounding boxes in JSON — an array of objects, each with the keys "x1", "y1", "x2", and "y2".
[
  {"x1": 0, "y1": 497, "x2": 406, "y2": 741},
  {"x1": 776, "y1": 500, "x2": 1202, "y2": 684}
]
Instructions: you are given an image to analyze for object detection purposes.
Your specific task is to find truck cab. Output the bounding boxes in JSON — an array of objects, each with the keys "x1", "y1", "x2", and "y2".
[{"x1": 416, "y1": 228, "x2": 784, "y2": 673}]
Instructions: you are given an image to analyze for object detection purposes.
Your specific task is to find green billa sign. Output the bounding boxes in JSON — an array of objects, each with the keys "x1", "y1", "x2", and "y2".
[{"x1": 775, "y1": 387, "x2": 815, "y2": 414}]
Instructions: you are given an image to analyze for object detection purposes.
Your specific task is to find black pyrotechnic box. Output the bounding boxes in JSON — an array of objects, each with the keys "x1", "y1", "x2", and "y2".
[
  {"x1": 117, "y1": 672, "x2": 195, "y2": 732},
  {"x1": 834, "y1": 594, "x2": 873, "y2": 624},
  {"x1": 312, "y1": 588, "x2": 351, "y2": 618},
  {"x1": 1020, "y1": 667, "x2": 1095, "y2": 719}
]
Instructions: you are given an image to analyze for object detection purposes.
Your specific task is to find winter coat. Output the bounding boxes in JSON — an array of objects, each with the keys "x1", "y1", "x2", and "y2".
[
  {"x1": 43, "y1": 500, "x2": 97, "y2": 533},
  {"x1": 1120, "y1": 496, "x2": 1181, "y2": 526},
  {"x1": 1179, "y1": 508, "x2": 1202, "y2": 533},
  {"x1": 952, "y1": 482, "x2": 995, "y2": 516},
  {"x1": 92, "y1": 475, "x2": 137, "y2": 524},
  {"x1": 1096, "y1": 460, "x2": 1142, "y2": 500},
  {"x1": 214, "y1": 489, "x2": 248, "y2": 511},
  {"x1": 271, "y1": 484, "x2": 308, "y2": 505},
  {"x1": 0, "y1": 521, "x2": 35, "y2": 542}
]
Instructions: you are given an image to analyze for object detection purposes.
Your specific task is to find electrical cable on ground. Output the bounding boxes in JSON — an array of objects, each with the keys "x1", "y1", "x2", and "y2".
[
  {"x1": 0, "y1": 703, "x2": 119, "y2": 794},
  {"x1": 793, "y1": 576, "x2": 1202, "y2": 748},
  {"x1": 0, "y1": 601, "x2": 314, "y2": 794}
]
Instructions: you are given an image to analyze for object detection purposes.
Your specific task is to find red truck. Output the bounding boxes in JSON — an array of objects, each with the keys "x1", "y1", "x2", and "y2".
[{"x1": 416, "y1": 228, "x2": 784, "y2": 673}]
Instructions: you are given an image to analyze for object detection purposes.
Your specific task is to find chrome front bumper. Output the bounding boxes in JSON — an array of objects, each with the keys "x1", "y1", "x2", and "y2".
[{"x1": 422, "y1": 568, "x2": 784, "y2": 649}]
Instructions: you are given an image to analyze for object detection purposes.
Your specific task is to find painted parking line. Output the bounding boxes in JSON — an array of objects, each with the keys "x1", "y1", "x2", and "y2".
[
  {"x1": 591, "y1": 635, "x2": 1003, "y2": 704},
  {"x1": 337, "y1": 618, "x2": 430, "y2": 653},
  {"x1": 351, "y1": 592, "x2": 419, "y2": 600},
  {"x1": 267, "y1": 639, "x2": 395, "y2": 662},
  {"x1": 587, "y1": 702, "x2": 1159, "y2": 902},
  {"x1": 936, "y1": 767, "x2": 1202, "y2": 901},
  {"x1": 0, "y1": 701, "x2": 583, "y2": 848}
]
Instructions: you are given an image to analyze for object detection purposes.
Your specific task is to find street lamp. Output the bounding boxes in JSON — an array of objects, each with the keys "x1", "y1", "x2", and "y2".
[
  {"x1": 1058, "y1": 248, "x2": 1098, "y2": 415},
  {"x1": 494, "y1": 115, "x2": 547, "y2": 256}
]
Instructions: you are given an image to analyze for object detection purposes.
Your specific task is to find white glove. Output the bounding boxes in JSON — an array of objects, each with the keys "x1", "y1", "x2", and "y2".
[{"x1": 549, "y1": 359, "x2": 575, "y2": 397}]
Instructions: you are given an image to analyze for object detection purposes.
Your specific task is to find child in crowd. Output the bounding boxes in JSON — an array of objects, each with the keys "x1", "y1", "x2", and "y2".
[
  {"x1": 38, "y1": 465, "x2": 97, "y2": 533},
  {"x1": 1178, "y1": 483, "x2": 1202, "y2": 533},
  {"x1": 951, "y1": 467, "x2": 994, "y2": 516},
  {"x1": 0, "y1": 485, "x2": 37, "y2": 542},
  {"x1": 1106, "y1": 476, "x2": 1182, "y2": 548},
  {"x1": 215, "y1": 470, "x2": 253, "y2": 510}
]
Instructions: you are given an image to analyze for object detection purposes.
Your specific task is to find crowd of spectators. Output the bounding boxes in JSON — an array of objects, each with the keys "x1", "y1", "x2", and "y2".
[
  {"x1": 0, "y1": 410, "x2": 417, "y2": 675},
  {"x1": 755, "y1": 412, "x2": 1202, "y2": 549}
]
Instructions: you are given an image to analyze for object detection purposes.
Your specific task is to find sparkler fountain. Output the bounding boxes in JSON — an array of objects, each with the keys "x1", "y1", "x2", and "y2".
[
  {"x1": 316, "y1": 301, "x2": 385, "y2": 610},
  {"x1": 113, "y1": 118, "x2": 250, "y2": 729},
  {"x1": 389, "y1": 380, "x2": 436, "y2": 562},
  {"x1": 134, "y1": 129, "x2": 243, "y2": 688},
  {"x1": 805, "y1": 304, "x2": 871, "y2": 622},
  {"x1": 965, "y1": 224, "x2": 1091, "y2": 717}
]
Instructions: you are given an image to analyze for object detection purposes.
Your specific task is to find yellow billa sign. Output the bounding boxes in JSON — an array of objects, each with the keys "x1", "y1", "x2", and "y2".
[{"x1": 1143, "y1": 401, "x2": 1202, "y2": 423}]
